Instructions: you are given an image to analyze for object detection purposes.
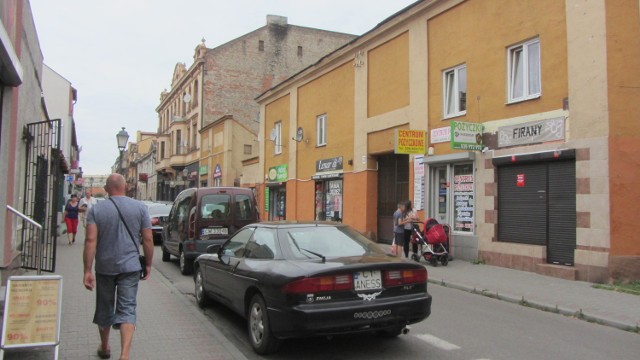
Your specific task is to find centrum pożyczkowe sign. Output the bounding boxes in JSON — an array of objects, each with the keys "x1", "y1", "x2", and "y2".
[
  {"x1": 395, "y1": 130, "x2": 427, "y2": 154},
  {"x1": 451, "y1": 121, "x2": 484, "y2": 151},
  {"x1": 498, "y1": 117, "x2": 565, "y2": 148}
]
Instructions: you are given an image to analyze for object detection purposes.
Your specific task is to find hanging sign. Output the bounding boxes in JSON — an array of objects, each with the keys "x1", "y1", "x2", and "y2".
[
  {"x1": 451, "y1": 121, "x2": 484, "y2": 151},
  {"x1": 395, "y1": 130, "x2": 427, "y2": 154},
  {"x1": 517, "y1": 174, "x2": 525, "y2": 187},
  {"x1": 1, "y1": 275, "x2": 63, "y2": 350},
  {"x1": 199, "y1": 165, "x2": 208, "y2": 175},
  {"x1": 267, "y1": 164, "x2": 288, "y2": 182}
]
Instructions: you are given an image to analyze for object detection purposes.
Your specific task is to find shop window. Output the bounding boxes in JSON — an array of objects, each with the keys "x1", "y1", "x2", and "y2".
[
  {"x1": 508, "y1": 38, "x2": 541, "y2": 103},
  {"x1": 315, "y1": 179, "x2": 342, "y2": 222},
  {"x1": 274, "y1": 121, "x2": 282, "y2": 155},
  {"x1": 443, "y1": 64, "x2": 467, "y2": 118},
  {"x1": 453, "y1": 163, "x2": 474, "y2": 233},
  {"x1": 316, "y1": 114, "x2": 327, "y2": 147}
]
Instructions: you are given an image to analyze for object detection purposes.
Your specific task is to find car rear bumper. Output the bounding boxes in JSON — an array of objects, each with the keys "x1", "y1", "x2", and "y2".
[
  {"x1": 182, "y1": 239, "x2": 226, "y2": 260},
  {"x1": 268, "y1": 292, "x2": 431, "y2": 338}
]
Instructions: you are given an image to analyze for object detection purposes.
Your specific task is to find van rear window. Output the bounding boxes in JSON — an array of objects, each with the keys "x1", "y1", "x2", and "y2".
[{"x1": 201, "y1": 195, "x2": 231, "y2": 219}]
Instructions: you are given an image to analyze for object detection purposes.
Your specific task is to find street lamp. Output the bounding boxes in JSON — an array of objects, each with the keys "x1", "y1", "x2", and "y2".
[
  {"x1": 89, "y1": 177, "x2": 94, "y2": 192},
  {"x1": 116, "y1": 127, "x2": 129, "y2": 174}
]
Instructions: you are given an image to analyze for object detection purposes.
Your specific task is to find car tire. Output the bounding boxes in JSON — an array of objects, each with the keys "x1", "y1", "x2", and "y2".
[
  {"x1": 194, "y1": 267, "x2": 212, "y2": 308},
  {"x1": 179, "y1": 250, "x2": 194, "y2": 275},
  {"x1": 247, "y1": 294, "x2": 281, "y2": 355},
  {"x1": 161, "y1": 246, "x2": 171, "y2": 262}
]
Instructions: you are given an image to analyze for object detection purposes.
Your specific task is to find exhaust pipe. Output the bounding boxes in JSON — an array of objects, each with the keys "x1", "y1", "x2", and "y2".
[{"x1": 402, "y1": 326, "x2": 411, "y2": 335}]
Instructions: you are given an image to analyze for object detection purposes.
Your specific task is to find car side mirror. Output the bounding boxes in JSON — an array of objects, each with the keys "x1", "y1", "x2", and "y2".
[{"x1": 206, "y1": 244, "x2": 221, "y2": 254}]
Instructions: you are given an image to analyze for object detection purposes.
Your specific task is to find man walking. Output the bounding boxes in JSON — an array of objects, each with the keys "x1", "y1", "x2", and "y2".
[
  {"x1": 79, "y1": 189, "x2": 97, "y2": 227},
  {"x1": 83, "y1": 174, "x2": 153, "y2": 360}
]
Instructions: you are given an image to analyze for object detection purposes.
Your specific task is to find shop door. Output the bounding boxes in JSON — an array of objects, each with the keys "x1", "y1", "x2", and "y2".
[
  {"x1": 497, "y1": 161, "x2": 576, "y2": 265},
  {"x1": 377, "y1": 154, "x2": 409, "y2": 243},
  {"x1": 268, "y1": 186, "x2": 286, "y2": 221},
  {"x1": 430, "y1": 166, "x2": 449, "y2": 224}
]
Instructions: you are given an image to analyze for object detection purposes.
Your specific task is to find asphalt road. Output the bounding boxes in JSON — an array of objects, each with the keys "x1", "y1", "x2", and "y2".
[{"x1": 153, "y1": 247, "x2": 640, "y2": 360}]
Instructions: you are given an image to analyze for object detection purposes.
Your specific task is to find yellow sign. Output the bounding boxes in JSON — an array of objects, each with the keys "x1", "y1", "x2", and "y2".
[
  {"x1": 1, "y1": 275, "x2": 62, "y2": 349},
  {"x1": 395, "y1": 129, "x2": 427, "y2": 154}
]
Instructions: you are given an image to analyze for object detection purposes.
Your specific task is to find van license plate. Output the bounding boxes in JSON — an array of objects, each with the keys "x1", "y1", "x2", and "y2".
[
  {"x1": 353, "y1": 270, "x2": 382, "y2": 291},
  {"x1": 202, "y1": 228, "x2": 228, "y2": 235}
]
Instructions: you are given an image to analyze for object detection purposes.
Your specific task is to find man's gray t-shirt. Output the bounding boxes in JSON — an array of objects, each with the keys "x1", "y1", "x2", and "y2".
[
  {"x1": 87, "y1": 196, "x2": 151, "y2": 275},
  {"x1": 393, "y1": 210, "x2": 404, "y2": 234}
]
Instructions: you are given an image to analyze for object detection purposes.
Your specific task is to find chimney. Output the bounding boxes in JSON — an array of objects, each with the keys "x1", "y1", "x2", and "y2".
[{"x1": 266, "y1": 15, "x2": 288, "y2": 27}]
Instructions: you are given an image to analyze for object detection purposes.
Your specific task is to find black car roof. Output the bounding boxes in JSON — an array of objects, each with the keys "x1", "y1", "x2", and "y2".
[{"x1": 253, "y1": 221, "x2": 345, "y2": 229}]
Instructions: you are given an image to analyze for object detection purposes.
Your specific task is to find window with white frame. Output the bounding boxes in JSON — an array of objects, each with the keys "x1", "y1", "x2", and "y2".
[
  {"x1": 316, "y1": 114, "x2": 327, "y2": 146},
  {"x1": 274, "y1": 121, "x2": 282, "y2": 155},
  {"x1": 508, "y1": 38, "x2": 540, "y2": 103},
  {"x1": 443, "y1": 64, "x2": 467, "y2": 118}
]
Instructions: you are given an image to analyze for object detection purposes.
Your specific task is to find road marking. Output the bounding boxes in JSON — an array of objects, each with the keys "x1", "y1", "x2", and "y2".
[{"x1": 414, "y1": 333, "x2": 461, "y2": 351}]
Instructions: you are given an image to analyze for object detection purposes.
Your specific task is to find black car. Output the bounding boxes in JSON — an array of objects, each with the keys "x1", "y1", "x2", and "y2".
[
  {"x1": 194, "y1": 222, "x2": 432, "y2": 354},
  {"x1": 148, "y1": 204, "x2": 171, "y2": 245}
]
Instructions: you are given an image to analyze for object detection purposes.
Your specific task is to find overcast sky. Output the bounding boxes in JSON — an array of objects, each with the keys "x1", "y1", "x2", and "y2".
[{"x1": 30, "y1": 0, "x2": 416, "y2": 175}]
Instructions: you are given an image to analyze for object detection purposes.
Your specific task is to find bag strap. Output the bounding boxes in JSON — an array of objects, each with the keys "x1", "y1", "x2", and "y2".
[{"x1": 109, "y1": 197, "x2": 140, "y2": 256}]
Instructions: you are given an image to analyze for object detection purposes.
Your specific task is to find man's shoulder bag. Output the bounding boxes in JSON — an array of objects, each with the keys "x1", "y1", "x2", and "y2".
[{"x1": 109, "y1": 198, "x2": 147, "y2": 279}]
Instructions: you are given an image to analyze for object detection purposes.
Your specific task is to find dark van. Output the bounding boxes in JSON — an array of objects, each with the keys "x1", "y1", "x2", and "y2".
[{"x1": 161, "y1": 187, "x2": 258, "y2": 274}]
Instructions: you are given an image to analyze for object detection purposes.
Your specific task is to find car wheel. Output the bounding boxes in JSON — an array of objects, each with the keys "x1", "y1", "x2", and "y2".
[
  {"x1": 161, "y1": 246, "x2": 171, "y2": 262},
  {"x1": 179, "y1": 250, "x2": 193, "y2": 275},
  {"x1": 194, "y1": 267, "x2": 212, "y2": 308},
  {"x1": 248, "y1": 294, "x2": 281, "y2": 355}
]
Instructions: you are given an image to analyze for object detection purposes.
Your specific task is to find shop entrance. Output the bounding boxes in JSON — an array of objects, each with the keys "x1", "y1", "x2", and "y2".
[
  {"x1": 314, "y1": 178, "x2": 343, "y2": 222},
  {"x1": 377, "y1": 154, "x2": 409, "y2": 243},
  {"x1": 267, "y1": 186, "x2": 286, "y2": 221}
]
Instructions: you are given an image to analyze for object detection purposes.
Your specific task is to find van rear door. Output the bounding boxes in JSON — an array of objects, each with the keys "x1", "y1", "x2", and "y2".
[{"x1": 198, "y1": 193, "x2": 232, "y2": 240}]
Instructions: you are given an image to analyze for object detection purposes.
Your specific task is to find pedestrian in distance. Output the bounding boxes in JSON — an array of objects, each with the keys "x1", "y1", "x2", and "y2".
[
  {"x1": 62, "y1": 194, "x2": 80, "y2": 245},
  {"x1": 83, "y1": 173, "x2": 154, "y2": 360},
  {"x1": 400, "y1": 200, "x2": 420, "y2": 258},
  {"x1": 79, "y1": 189, "x2": 98, "y2": 228},
  {"x1": 392, "y1": 201, "x2": 406, "y2": 256}
]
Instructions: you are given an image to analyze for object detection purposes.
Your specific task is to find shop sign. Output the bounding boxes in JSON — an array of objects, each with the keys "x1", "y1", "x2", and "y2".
[
  {"x1": 498, "y1": 117, "x2": 565, "y2": 148},
  {"x1": 213, "y1": 164, "x2": 222, "y2": 179},
  {"x1": 451, "y1": 121, "x2": 484, "y2": 151},
  {"x1": 199, "y1": 165, "x2": 208, "y2": 175},
  {"x1": 430, "y1": 126, "x2": 451, "y2": 144},
  {"x1": 517, "y1": 174, "x2": 525, "y2": 187},
  {"x1": 264, "y1": 187, "x2": 269, "y2": 212},
  {"x1": 453, "y1": 174, "x2": 474, "y2": 232},
  {"x1": 268, "y1": 164, "x2": 288, "y2": 182},
  {"x1": 311, "y1": 173, "x2": 343, "y2": 180},
  {"x1": 413, "y1": 155, "x2": 425, "y2": 211},
  {"x1": 316, "y1": 157, "x2": 343, "y2": 173},
  {"x1": 395, "y1": 130, "x2": 427, "y2": 154}
]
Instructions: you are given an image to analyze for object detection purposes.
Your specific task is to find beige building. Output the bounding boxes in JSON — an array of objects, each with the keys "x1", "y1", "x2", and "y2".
[{"x1": 154, "y1": 15, "x2": 356, "y2": 201}]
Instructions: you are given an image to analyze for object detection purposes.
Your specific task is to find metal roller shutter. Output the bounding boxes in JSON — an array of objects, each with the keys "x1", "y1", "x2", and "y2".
[
  {"x1": 498, "y1": 163, "x2": 547, "y2": 245},
  {"x1": 547, "y1": 161, "x2": 576, "y2": 265}
]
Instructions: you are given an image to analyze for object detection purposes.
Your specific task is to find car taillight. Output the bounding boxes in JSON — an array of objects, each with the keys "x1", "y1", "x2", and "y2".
[
  {"x1": 151, "y1": 217, "x2": 160, "y2": 226},
  {"x1": 383, "y1": 268, "x2": 428, "y2": 287},
  {"x1": 282, "y1": 274, "x2": 352, "y2": 294}
]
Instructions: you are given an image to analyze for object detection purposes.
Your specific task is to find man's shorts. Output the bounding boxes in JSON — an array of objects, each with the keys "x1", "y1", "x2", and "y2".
[{"x1": 93, "y1": 272, "x2": 140, "y2": 329}]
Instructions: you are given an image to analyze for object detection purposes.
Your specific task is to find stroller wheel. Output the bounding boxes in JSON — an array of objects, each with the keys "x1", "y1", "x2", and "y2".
[
  {"x1": 440, "y1": 257, "x2": 449, "y2": 266},
  {"x1": 411, "y1": 254, "x2": 420, "y2": 262},
  {"x1": 429, "y1": 256, "x2": 438, "y2": 267}
]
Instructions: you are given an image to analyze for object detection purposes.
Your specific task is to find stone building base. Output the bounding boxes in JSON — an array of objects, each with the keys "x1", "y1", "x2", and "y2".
[{"x1": 608, "y1": 256, "x2": 640, "y2": 283}]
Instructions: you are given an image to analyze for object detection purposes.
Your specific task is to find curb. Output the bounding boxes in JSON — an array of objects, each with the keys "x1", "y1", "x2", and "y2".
[
  {"x1": 151, "y1": 266, "x2": 250, "y2": 360},
  {"x1": 428, "y1": 278, "x2": 640, "y2": 333}
]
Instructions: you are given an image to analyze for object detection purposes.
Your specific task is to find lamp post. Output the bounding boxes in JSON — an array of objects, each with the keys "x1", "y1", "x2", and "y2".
[
  {"x1": 89, "y1": 177, "x2": 94, "y2": 193},
  {"x1": 116, "y1": 127, "x2": 129, "y2": 175},
  {"x1": 182, "y1": 168, "x2": 189, "y2": 192}
]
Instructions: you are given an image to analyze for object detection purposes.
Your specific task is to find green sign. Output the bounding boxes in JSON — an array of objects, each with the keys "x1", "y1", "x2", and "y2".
[
  {"x1": 267, "y1": 164, "x2": 288, "y2": 182},
  {"x1": 199, "y1": 165, "x2": 208, "y2": 175},
  {"x1": 264, "y1": 187, "x2": 270, "y2": 212},
  {"x1": 451, "y1": 121, "x2": 484, "y2": 151}
]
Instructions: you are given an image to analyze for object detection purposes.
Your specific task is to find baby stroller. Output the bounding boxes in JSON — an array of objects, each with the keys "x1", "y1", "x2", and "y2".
[{"x1": 410, "y1": 218, "x2": 450, "y2": 266}]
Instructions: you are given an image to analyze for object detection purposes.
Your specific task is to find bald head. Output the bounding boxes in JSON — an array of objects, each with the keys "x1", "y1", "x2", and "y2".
[{"x1": 105, "y1": 173, "x2": 126, "y2": 196}]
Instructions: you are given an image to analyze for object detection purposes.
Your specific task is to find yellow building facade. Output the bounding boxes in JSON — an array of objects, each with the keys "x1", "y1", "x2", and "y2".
[{"x1": 258, "y1": 0, "x2": 640, "y2": 282}]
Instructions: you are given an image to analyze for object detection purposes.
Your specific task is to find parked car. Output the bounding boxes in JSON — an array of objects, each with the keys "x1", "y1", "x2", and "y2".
[
  {"x1": 193, "y1": 222, "x2": 432, "y2": 355},
  {"x1": 162, "y1": 187, "x2": 258, "y2": 275},
  {"x1": 148, "y1": 204, "x2": 172, "y2": 245}
]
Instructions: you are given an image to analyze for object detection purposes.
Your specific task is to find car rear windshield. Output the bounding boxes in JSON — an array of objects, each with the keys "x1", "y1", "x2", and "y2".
[
  {"x1": 281, "y1": 226, "x2": 385, "y2": 260},
  {"x1": 201, "y1": 194, "x2": 231, "y2": 219},
  {"x1": 148, "y1": 205, "x2": 171, "y2": 217}
]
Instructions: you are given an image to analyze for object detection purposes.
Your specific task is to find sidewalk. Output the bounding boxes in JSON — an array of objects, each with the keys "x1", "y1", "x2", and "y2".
[
  {"x1": 381, "y1": 245, "x2": 640, "y2": 332},
  {"x1": 1, "y1": 226, "x2": 248, "y2": 360}
]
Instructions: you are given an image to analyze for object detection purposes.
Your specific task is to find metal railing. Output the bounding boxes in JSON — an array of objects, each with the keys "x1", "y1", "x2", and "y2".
[{"x1": 6, "y1": 205, "x2": 44, "y2": 275}]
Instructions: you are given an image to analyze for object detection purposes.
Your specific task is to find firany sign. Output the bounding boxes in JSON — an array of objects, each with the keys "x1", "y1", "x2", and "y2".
[
  {"x1": 451, "y1": 121, "x2": 484, "y2": 151},
  {"x1": 498, "y1": 117, "x2": 565, "y2": 148}
]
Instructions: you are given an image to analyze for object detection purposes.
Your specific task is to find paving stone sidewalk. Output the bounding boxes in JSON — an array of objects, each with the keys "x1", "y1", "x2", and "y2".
[{"x1": 1, "y1": 226, "x2": 248, "y2": 360}]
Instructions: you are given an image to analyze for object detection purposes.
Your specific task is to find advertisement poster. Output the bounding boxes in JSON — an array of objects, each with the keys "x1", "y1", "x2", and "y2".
[
  {"x1": 451, "y1": 121, "x2": 484, "y2": 151},
  {"x1": 395, "y1": 129, "x2": 427, "y2": 154},
  {"x1": 1, "y1": 276, "x2": 62, "y2": 348},
  {"x1": 453, "y1": 173, "x2": 474, "y2": 232},
  {"x1": 413, "y1": 155, "x2": 425, "y2": 211}
]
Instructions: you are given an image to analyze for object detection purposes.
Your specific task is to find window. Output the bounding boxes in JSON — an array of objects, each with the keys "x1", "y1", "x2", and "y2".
[
  {"x1": 297, "y1": 46, "x2": 303, "y2": 56},
  {"x1": 508, "y1": 38, "x2": 540, "y2": 103},
  {"x1": 244, "y1": 144, "x2": 252, "y2": 155},
  {"x1": 274, "y1": 121, "x2": 282, "y2": 155},
  {"x1": 193, "y1": 79, "x2": 199, "y2": 107},
  {"x1": 223, "y1": 227, "x2": 255, "y2": 258},
  {"x1": 160, "y1": 142, "x2": 165, "y2": 159},
  {"x1": 245, "y1": 228, "x2": 278, "y2": 260},
  {"x1": 192, "y1": 123, "x2": 197, "y2": 150},
  {"x1": 443, "y1": 64, "x2": 467, "y2": 118},
  {"x1": 316, "y1": 114, "x2": 327, "y2": 146},
  {"x1": 234, "y1": 194, "x2": 254, "y2": 220},
  {"x1": 258, "y1": 40, "x2": 264, "y2": 52},
  {"x1": 201, "y1": 194, "x2": 230, "y2": 219},
  {"x1": 453, "y1": 163, "x2": 474, "y2": 233},
  {"x1": 176, "y1": 130, "x2": 182, "y2": 154}
]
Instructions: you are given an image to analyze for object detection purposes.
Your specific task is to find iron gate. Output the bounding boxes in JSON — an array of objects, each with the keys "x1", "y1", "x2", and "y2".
[{"x1": 21, "y1": 119, "x2": 61, "y2": 272}]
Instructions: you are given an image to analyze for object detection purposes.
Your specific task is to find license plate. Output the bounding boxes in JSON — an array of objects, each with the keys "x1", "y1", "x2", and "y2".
[
  {"x1": 353, "y1": 270, "x2": 382, "y2": 291},
  {"x1": 202, "y1": 227, "x2": 228, "y2": 235}
]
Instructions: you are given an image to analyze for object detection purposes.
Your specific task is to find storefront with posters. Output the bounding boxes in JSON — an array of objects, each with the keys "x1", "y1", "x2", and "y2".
[
  {"x1": 312, "y1": 156, "x2": 344, "y2": 222},
  {"x1": 265, "y1": 164, "x2": 287, "y2": 221}
]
